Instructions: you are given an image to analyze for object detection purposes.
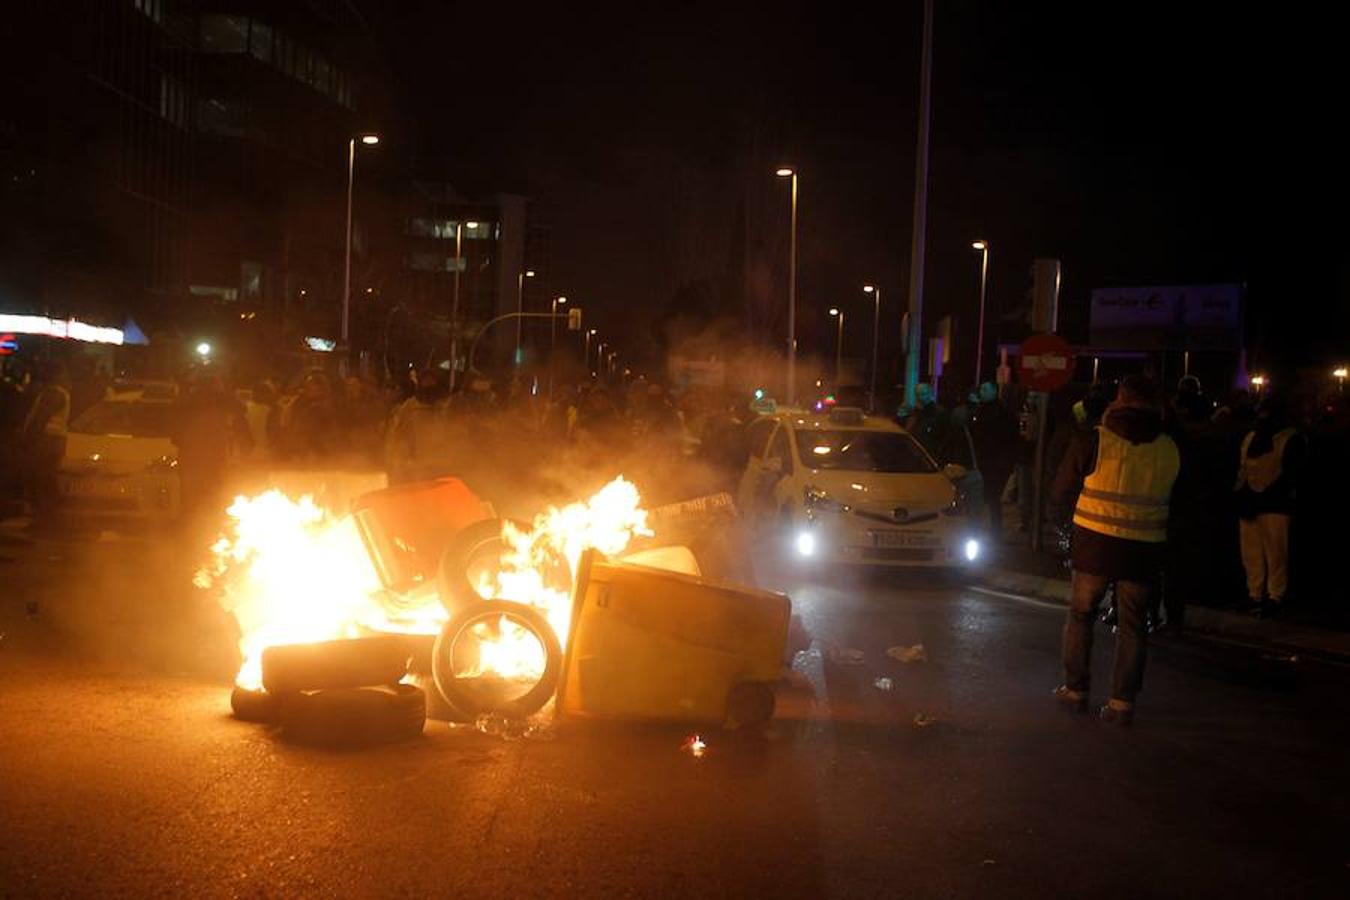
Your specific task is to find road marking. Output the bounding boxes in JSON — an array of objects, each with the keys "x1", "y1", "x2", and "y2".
[{"x1": 969, "y1": 585, "x2": 1065, "y2": 611}]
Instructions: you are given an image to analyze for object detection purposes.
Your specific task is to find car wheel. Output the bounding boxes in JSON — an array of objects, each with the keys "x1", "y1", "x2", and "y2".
[
  {"x1": 431, "y1": 599, "x2": 562, "y2": 719},
  {"x1": 726, "y1": 681, "x2": 776, "y2": 729},
  {"x1": 261, "y1": 636, "x2": 413, "y2": 694},
  {"x1": 278, "y1": 684, "x2": 426, "y2": 747}
]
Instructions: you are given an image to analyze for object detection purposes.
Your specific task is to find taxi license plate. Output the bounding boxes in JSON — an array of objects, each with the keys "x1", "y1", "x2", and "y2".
[{"x1": 869, "y1": 531, "x2": 937, "y2": 548}]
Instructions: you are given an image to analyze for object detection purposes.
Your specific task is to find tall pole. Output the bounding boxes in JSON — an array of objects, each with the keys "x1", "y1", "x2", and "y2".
[
  {"x1": 973, "y1": 241, "x2": 989, "y2": 385},
  {"x1": 903, "y1": 0, "x2": 934, "y2": 410},
  {"x1": 549, "y1": 296, "x2": 565, "y2": 400},
  {"x1": 834, "y1": 310, "x2": 845, "y2": 383},
  {"x1": 585, "y1": 329, "x2": 595, "y2": 377},
  {"x1": 341, "y1": 137, "x2": 355, "y2": 346},
  {"x1": 788, "y1": 172, "x2": 799, "y2": 405},
  {"x1": 450, "y1": 221, "x2": 463, "y2": 391},
  {"x1": 516, "y1": 272, "x2": 524, "y2": 365},
  {"x1": 865, "y1": 285, "x2": 881, "y2": 412}
]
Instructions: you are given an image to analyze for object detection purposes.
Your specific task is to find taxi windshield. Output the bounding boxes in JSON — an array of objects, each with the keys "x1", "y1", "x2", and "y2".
[{"x1": 795, "y1": 429, "x2": 935, "y2": 474}]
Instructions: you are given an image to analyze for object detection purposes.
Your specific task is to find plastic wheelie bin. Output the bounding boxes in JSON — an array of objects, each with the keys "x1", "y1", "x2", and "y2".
[{"x1": 556, "y1": 549, "x2": 791, "y2": 725}]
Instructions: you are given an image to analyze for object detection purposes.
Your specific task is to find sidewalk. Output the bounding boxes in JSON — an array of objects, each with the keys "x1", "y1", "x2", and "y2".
[{"x1": 976, "y1": 528, "x2": 1350, "y2": 665}]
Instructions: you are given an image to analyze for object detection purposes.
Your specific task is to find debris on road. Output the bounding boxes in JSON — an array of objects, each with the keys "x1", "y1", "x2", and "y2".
[
  {"x1": 828, "y1": 646, "x2": 866, "y2": 666},
  {"x1": 912, "y1": 712, "x2": 937, "y2": 728},
  {"x1": 887, "y1": 644, "x2": 927, "y2": 663},
  {"x1": 873, "y1": 677, "x2": 894, "y2": 691},
  {"x1": 681, "y1": 734, "x2": 708, "y2": 758},
  {"x1": 448, "y1": 712, "x2": 556, "y2": 742}
]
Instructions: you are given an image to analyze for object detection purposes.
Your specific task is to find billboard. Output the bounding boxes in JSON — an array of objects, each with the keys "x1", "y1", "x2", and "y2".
[{"x1": 1088, "y1": 284, "x2": 1242, "y2": 350}]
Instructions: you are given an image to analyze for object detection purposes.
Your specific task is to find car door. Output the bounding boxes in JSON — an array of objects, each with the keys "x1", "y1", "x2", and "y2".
[{"x1": 735, "y1": 417, "x2": 781, "y2": 530}]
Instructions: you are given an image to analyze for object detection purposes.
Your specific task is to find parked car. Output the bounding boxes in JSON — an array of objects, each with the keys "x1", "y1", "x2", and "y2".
[
  {"x1": 57, "y1": 399, "x2": 180, "y2": 520},
  {"x1": 735, "y1": 406, "x2": 983, "y2": 568}
]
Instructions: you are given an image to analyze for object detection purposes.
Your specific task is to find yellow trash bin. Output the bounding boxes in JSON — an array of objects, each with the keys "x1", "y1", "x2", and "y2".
[{"x1": 556, "y1": 549, "x2": 791, "y2": 724}]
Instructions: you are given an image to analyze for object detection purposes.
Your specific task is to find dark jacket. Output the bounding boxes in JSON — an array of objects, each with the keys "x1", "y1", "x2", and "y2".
[
  {"x1": 968, "y1": 399, "x2": 1019, "y2": 473},
  {"x1": 1051, "y1": 406, "x2": 1173, "y2": 581}
]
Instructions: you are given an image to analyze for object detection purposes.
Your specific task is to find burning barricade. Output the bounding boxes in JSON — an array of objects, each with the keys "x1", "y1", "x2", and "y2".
[{"x1": 196, "y1": 475, "x2": 789, "y2": 746}]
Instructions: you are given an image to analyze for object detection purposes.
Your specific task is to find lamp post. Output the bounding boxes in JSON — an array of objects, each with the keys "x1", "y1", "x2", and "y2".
[
  {"x1": 829, "y1": 307, "x2": 845, "y2": 384},
  {"x1": 449, "y1": 219, "x2": 479, "y2": 391},
  {"x1": 342, "y1": 133, "x2": 380, "y2": 347},
  {"x1": 549, "y1": 296, "x2": 567, "y2": 399},
  {"x1": 776, "y1": 167, "x2": 798, "y2": 405},
  {"x1": 1334, "y1": 367, "x2": 1346, "y2": 393},
  {"x1": 863, "y1": 284, "x2": 881, "y2": 411},
  {"x1": 586, "y1": 328, "x2": 597, "y2": 377},
  {"x1": 515, "y1": 269, "x2": 535, "y2": 365},
  {"x1": 971, "y1": 240, "x2": 990, "y2": 386}
]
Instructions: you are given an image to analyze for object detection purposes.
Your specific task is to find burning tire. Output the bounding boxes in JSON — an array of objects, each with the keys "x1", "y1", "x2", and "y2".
[
  {"x1": 278, "y1": 684, "x2": 426, "y2": 746},
  {"x1": 230, "y1": 686, "x2": 281, "y2": 724},
  {"x1": 261, "y1": 636, "x2": 412, "y2": 695},
  {"x1": 436, "y1": 518, "x2": 515, "y2": 614},
  {"x1": 432, "y1": 599, "x2": 562, "y2": 719}
]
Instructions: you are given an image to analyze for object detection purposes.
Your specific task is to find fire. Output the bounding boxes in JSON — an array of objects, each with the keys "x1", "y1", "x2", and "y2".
[
  {"x1": 199, "y1": 477, "x2": 651, "y2": 692},
  {"x1": 484, "y1": 476, "x2": 652, "y2": 644}
]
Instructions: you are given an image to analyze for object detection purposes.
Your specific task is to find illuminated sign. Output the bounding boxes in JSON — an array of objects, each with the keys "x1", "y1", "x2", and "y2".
[
  {"x1": 0, "y1": 314, "x2": 124, "y2": 345},
  {"x1": 303, "y1": 336, "x2": 337, "y2": 352}
]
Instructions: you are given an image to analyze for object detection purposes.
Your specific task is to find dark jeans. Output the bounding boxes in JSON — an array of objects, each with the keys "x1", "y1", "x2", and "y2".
[{"x1": 1062, "y1": 571, "x2": 1152, "y2": 704}]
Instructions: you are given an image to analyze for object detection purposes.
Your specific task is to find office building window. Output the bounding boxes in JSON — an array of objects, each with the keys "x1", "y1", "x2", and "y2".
[
  {"x1": 134, "y1": 0, "x2": 164, "y2": 24},
  {"x1": 159, "y1": 75, "x2": 189, "y2": 128},
  {"x1": 407, "y1": 218, "x2": 498, "y2": 240},
  {"x1": 247, "y1": 20, "x2": 273, "y2": 64},
  {"x1": 200, "y1": 15, "x2": 248, "y2": 53},
  {"x1": 408, "y1": 253, "x2": 466, "y2": 273}
]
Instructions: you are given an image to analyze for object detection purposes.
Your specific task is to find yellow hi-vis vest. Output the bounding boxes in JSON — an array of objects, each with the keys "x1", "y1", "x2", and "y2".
[
  {"x1": 1236, "y1": 427, "x2": 1296, "y2": 493},
  {"x1": 1073, "y1": 425, "x2": 1180, "y2": 543}
]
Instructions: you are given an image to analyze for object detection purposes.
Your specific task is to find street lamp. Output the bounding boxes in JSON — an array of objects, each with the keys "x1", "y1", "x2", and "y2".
[
  {"x1": 515, "y1": 269, "x2": 535, "y2": 365},
  {"x1": 863, "y1": 284, "x2": 881, "y2": 411},
  {"x1": 585, "y1": 328, "x2": 597, "y2": 377},
  {"x1": 1334, "y1": 367, "x2": 1347, "y2": 392},
  {"x1": 549, "y1": 296, "x2": 567, "y2": 399},
  {"x1": 195, "y1": 341, "x2": 212, "y2": 360},
  {"x1": 449, "y1": 218, "x2": 479, "y2": 390},
  {"x1": 829, "y1": 307, "x2": 845, "y2": 384},
  {"x1": 1250, "y1": 374, "x2": 1266, "y2": 393},
  {"x1": 776, "y1": 166, "x2": 799, "y2": 405},
  {"x1": 342, "y1": 133, "x2": 380, "y2": 347},
  {"x1": 972, "y1": 240, "x2": 990, "y2": 386}
]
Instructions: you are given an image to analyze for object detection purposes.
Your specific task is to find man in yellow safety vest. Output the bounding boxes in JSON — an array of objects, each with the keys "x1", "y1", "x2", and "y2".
[{"x1": 1050, "y1": 374, "x2": 1180, "y2": 726}]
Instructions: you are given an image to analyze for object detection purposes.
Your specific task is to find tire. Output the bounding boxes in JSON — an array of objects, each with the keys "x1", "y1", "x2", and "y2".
[
  {"x1": 436, "y1": 518, "x2": 513, "y2": 614},
  {"x1": 406, "y1": 672, "x2": 464, "y2": 722},
  {"x1": 431, "y1": 599, "x2": 562, "y2": 719},
  {"x1": 725, "y1": 681, "x2": 776, "y2": 729},
  {"x1": 278, "y1": 684, "x2": 426, "y2": 747},
  {"x1": 230, "y1": 686, "x2": 282, "y2": 724},
  {"x1": 261, "y1": 636, "x2": 412, "y2": 694}
]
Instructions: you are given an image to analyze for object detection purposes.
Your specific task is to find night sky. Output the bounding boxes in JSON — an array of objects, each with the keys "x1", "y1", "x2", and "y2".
[{"x1": 364, "y1": 1, "x2": 1339, "y2": 378}]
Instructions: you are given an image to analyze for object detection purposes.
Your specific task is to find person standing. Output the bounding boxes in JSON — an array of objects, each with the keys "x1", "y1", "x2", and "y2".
[
  {"x1": 1051, "y1": 375, "x2": 1180, "y2": 725},
  {"x1": 904, "y1": 382, "x2": 958, "y2": 463},
  {"x1": 966, "y1": 382, "x2": 1019, "y2": 539},
  {"x1": 1234, "y1": 396, "x2": 1302, "y2": 617},
  {"x1": 19, "y1": 364, "x2": 71, "y2": 522}
]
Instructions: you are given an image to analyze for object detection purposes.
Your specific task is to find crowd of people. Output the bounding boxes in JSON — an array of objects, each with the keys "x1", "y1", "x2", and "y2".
[{"x1": 895, "y1": 371, "x2": 1350, "y2": 629}]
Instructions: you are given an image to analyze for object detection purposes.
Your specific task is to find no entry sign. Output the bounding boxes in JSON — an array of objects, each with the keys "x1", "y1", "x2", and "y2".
[{"x1": 1018, "y1": 333, "x2": 1074, "y2": 392}]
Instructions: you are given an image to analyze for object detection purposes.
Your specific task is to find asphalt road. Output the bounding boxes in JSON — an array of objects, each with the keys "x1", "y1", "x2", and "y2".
[{"x1": 1, "y1": 523, "x2": 1347, "y2": 899}]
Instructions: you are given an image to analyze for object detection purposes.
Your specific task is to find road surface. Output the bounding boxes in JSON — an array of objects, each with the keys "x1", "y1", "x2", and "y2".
[{"x1": 1, "y1": 524, "x2": 1346, "y2": 898}]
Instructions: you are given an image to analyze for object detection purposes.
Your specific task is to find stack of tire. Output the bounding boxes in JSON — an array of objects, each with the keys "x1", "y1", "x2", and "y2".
[
  {"x1": 230, "y1": 636, "x2": 425, "y2": 747},
  {"x1": 230, "y1": 517, "x2": 565, "y2": 741}
]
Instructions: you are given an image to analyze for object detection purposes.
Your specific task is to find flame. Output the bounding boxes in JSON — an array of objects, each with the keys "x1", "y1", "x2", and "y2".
[{"x1": 199, "y1": 478, "x2": 651, "y2": 691}]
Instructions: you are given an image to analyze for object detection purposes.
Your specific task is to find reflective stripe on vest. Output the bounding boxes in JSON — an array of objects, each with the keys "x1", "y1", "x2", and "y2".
[{"x1": 1073, "y1": 425, "x2": 1179, "y2": 543}]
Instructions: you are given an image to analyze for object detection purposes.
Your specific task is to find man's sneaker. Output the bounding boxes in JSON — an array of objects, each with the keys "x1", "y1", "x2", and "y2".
[
  {"x1": 1098, "y1": 701, "x2": 1134, "y2": 726},
  {"x1": 1052, "y1": 685, "x2": 1087, "y2": 713}
]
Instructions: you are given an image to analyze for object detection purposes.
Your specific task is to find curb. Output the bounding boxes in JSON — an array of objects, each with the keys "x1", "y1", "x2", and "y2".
[{"x1": 976, "y1": 564, "x2": 1350, "y2": 666}]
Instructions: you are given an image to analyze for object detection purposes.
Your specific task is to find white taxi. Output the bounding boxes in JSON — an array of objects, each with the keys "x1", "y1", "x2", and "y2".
[
  {"x1": 735, "y1": 407, "x2": 983, "y2": 568},
  {"x1": 58, "y1": 399, "x2": 180, "y2": 520}
]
